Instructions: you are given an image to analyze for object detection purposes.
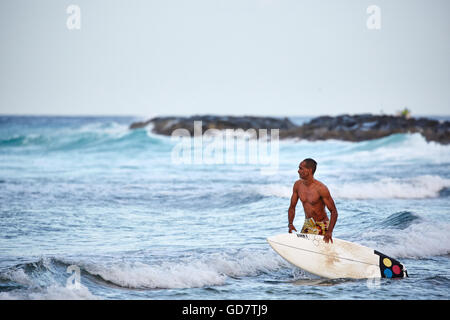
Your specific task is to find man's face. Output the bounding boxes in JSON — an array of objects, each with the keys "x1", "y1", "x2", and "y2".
[{"x1": 298, "y1": 161, "x2": 310, "y2": 179}]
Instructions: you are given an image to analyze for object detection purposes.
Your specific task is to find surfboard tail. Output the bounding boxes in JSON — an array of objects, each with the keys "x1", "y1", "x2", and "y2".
[{"x1": 374, "y1": 250, "x2": 408, "y2": 278}]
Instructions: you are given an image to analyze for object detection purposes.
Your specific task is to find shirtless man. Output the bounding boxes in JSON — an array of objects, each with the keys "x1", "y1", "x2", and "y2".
[{"x1": 288, "y1": 158, "x2": 338, "y2": 243}]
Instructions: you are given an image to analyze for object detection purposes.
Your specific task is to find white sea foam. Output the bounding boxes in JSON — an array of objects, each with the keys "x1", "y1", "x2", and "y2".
[
  {"x1": 330, "y1": 133, "x2": 450, "y2": 164},
  {"x1": 0, "y1": 257, "x2": 100, "y2": 300},
  {"x1": 257, "y1": 184, "x2": 291, "y2": 199},
  {"x1": 31, "y1": 284, "x2": 99, "y2": 300},
  {"x1": 2, "y1": 269, "x2": 33, "y2": 286},
  {"x1": 360, "y1": 219, "x2": 450, "y2": 259},
  {"x1": 258, "y1": 175, "x2": 450, "y2": 199},
  {"x1": 331, "y1": 175, "x2": 450, "y2": 199},
  {"x1": 0, "y1": 282, "x2": 99, "y2": 300},
  {"x1": 77, "y1": 122, "x2": 130, "y2": 139},
  {"x1": 81, "y1": 249, "x2": 288, "y2": 289}
]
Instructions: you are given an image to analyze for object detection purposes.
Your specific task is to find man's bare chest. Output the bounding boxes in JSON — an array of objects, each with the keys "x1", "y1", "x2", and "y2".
[{"x1": 298, "y1": 186, "x2": 322, "y2": 205}]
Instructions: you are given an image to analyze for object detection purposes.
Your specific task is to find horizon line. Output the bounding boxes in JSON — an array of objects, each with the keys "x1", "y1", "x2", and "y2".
[{"x1": 1, "y1": 112, "x2": 450, "y2": 119}]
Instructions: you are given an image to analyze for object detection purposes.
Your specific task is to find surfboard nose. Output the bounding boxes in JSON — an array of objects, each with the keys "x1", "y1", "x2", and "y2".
[
  {"x1": 267, "y1": 233, "x2": 294, "y2": 242},
  {"x1": 267, "y1": 234, "x2": 285, "y2": 246}
]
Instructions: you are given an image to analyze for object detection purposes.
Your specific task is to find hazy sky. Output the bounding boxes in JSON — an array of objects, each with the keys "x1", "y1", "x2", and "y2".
[{"x1": 0, "y1": 0, "x2": 449, "y2": 117}]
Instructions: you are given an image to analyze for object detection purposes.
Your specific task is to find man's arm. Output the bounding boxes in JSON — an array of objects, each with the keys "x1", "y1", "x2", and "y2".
[
  {"x1": 288, "y1": 182, "x2": 299, "y2": 233},
  {"x1": 319, "y1": 185, "x2": 338, "y2": 243}
]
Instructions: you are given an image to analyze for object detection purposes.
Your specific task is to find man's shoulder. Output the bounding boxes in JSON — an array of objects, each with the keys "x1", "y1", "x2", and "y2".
[{"x1": 313, "y1": 179, "x2": 329, "y2": 191}]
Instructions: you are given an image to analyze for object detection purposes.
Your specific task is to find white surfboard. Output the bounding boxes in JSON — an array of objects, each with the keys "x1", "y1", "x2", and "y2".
[{"x1": 267, "y1": 233, "x2": 408, "y2": 279}]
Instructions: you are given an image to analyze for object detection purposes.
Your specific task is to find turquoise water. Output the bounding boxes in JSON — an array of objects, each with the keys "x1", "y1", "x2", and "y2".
[{"x1": 0, "y1": 115, "x2": 449, "y2": 299}]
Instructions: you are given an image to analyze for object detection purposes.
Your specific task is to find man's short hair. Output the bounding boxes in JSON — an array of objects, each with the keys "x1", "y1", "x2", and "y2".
[{"x1": 302, "y1": 158, "x2": 317, "y2": 174}]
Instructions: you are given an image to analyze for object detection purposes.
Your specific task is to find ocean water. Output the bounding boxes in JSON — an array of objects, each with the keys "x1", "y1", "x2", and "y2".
[{"x1": 0, "y1": 115, "x2": 449, "y2": 300}]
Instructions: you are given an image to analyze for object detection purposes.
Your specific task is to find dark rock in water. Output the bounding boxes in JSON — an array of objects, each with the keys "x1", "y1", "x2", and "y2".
[
  {"x1": 280, "y1": 114, "x2": 450, "y2": 144},
  {"x1": 130, "y1": 115, "x2": 297, "y2": 136},
  {"x1": 129, "y1": 114, "x2": 450, "y2": 144}
]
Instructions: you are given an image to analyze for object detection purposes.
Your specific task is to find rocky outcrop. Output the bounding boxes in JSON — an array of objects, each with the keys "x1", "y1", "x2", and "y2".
[
  {"x1": 129, "y1": 115, "x2": 297, "y2": 135},
  {"x1": 130, "y1": 114, "x2": 450, "y2": 144},
  {"x1": 280, "y1": 114, "x2": 450, "y2": 144}
]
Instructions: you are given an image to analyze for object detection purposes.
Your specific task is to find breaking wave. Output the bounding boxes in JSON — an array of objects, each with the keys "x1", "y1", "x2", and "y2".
[
  {"x1": 0, "y1": 248, "x2": 291, "y2": 299},
  {"x1": 258, "y1": 175, "x2": 450, "y2": 199}
]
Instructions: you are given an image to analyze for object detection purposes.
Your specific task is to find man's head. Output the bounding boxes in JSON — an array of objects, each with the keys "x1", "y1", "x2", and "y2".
[{"x1": 298, "y1": 158, "x2": 317, "y2": 179}]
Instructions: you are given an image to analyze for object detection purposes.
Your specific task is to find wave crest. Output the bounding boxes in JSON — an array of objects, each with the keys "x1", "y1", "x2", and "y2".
[
  {"x1": 80, "y1": 249, "x2": 287, "y2": 289},
  {"x1": 258, "y1": 175, "x2": 450, "y2": 199},
  {"x1": 361, "y1": 218, "x2": 450, "y2": 259},
  {"x1": 0, "y1": 249, "x2": 289, "y2": 294}
]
